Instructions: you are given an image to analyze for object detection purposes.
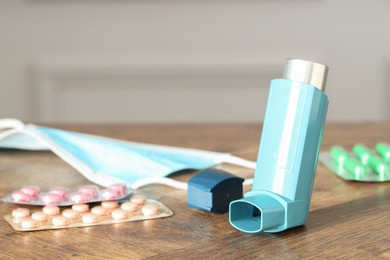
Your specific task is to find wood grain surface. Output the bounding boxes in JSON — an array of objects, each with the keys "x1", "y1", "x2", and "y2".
[{"x1": 0, "y1": 123, "x2": 389, "y2": 259}]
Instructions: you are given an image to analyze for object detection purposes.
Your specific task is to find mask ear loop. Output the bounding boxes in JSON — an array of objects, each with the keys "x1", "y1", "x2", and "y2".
[
  {"x1": 0, "y1": 118, "x2": 25, "y2": 130},
  {"x1": 214, "y1": 154, "x2": 255, "y2": 186},
  {"x1": 130, "y1": 154, "x2": 255, "y2": 190},
  {"x1": 130, "y1": 177, "x2": 189, "y2": 190}
]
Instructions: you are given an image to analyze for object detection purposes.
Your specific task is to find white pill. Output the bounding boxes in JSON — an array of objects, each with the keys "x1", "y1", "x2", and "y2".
[
  {"x1": 12, "y1": 208, "x2": 30, "y2": 219},
  {"x1": 111, "y1": 209, "x2": 128, "y2": 220}
]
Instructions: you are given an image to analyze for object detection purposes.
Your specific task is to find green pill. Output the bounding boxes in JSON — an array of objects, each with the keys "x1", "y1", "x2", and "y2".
[
  {"x1": 352, "y1": 144, "x2": 372, "y2": 165},
  {"x1": 375, "y1": 143, "x2": 390, "y2": 161},
  {"x1": 330, "y1": 146, "x2": 350, "y2": 165},
  {"x1": 344, "y1": 158, "x2": 367, "y2": 179},
  {"x1": 368, "y1": 155, "x2": 389, "y2": 178}
]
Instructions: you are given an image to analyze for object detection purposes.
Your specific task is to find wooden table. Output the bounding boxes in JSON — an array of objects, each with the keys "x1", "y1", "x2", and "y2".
[{"x1": 0, "y1": 123, "x2": 389, "y2": 259}]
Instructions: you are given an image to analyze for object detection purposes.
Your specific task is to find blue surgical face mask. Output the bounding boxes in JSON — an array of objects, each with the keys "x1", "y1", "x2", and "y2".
[{"x1": 0, "y1": 119, "x2": 255, "y2": 189}]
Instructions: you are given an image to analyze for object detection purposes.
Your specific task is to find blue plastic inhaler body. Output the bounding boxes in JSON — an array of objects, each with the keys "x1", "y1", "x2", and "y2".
[{"x1": 229, "y1": 59, "x2": 329, "y2": 233}]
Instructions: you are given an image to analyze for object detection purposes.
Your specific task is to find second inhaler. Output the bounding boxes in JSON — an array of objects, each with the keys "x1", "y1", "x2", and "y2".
[{"x1": 229, "y1": 59, "x2": 329, "y2": 233}]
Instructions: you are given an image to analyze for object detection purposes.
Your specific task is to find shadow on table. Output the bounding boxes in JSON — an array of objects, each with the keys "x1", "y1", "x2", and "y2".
[{"x1": 304, "y1": 188, "x2": 390, "y2": 232}]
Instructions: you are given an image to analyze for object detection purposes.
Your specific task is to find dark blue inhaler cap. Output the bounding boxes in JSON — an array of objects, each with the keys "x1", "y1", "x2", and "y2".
[{"x1": 187, "y1": 168, "x2": 244, "y2": 213}]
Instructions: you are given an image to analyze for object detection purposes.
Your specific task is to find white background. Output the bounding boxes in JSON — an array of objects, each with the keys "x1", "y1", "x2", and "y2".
[{"x1": 1, "y1": 0, "x2": 389, "y2": 123}]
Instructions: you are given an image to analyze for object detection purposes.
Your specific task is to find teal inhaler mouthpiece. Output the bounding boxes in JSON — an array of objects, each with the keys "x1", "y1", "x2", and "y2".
[{"x1": 229, "y1": 59, "x2": 329, "y2": 233}]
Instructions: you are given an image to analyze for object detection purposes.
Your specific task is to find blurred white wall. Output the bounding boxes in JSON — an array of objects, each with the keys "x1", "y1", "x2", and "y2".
[{"x1": 1, "y1": 0, "x2": 389, "y2": 123}]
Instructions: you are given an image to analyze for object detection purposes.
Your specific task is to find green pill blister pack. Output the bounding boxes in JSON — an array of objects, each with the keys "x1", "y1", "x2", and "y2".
[{"x1": 319, "y1": 143, "x2": 390, "y2": 182}]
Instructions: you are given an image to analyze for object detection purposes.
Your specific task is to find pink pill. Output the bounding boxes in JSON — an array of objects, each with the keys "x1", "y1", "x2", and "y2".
[
  {"x1": 141, "y1": 204, "x2": 159, "y2": 216},
  {"x1": 42, "y1": 206, "x2": 60, "y2": 216},
  {"x1": 62, "y1": 209, "x2": 80, "y2": 219},
  {"x1": 52, "y1": 216, "x2": 69, "y2": 227},
  {"x1": 49, "y1": 187, "x2": 69, "y2": 199},
  {"x1": 20, "y1": 218, "x2": 38, "y2": 229},
  {"x1": 72, "y1": 204, "x2": 89, "y2": 213},
  {"x1": 108, "y1": 183, "x2": 127, "y2": 196},
  {"x1": 12, "y1": 208, "x2": 30, "y2": 219},
  {"x1": 91, "y1": 206, "x2": 108, "y2": 216},
  {"x1": 130, "y1": 196, "x2": 146, "y2": 205},
  {"x1": 11, "y1": 191, "x2": 32, "y2": 203},
  {"x1": 78, "y1": 185, "x2": 99, "y2": 198},
  {"x1": 101, "y1": 189, "x2": 120, "y2": 200},
  {"x1": 20, "y1": 185, "x2": 40, "y2": 197},
  {"x1": 31, "y1": 211, "x2": 49, "y2": 222},
  {"x1": 121, "y1": 202, "x2": 138, "y2": 212},
  {"x1": 111, "y1": 209, "x2": 128, "y2": 220},
  {"x1": 82, "y1": 213, "x2": 100, "y2": 224},
  {"x1": 101, "y1": 200, "x2": 118, "y2": 209},
  {"x1": 71, "y1": 192, "x2": 91, "y2": 204},
  {"x1": 42, "y1": 193, "x2": 62, "y2": 205}
]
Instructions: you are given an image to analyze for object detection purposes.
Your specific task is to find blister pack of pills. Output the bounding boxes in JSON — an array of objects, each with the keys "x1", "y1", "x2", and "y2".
[
  {"x1": 319, "y1": 143, "x2": 390, "y2": 182},
  {"x1": 4, "y1": 196, "x2": 173, "y2": 231},
  {"x1": 1, "y1": 183, "x2": 133, "y2": 206}
]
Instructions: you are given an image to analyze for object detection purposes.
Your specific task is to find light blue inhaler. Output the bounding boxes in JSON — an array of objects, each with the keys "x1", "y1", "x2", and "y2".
[{"x1": 229, "y1": 59, "x2": 329, "y2": 233}]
